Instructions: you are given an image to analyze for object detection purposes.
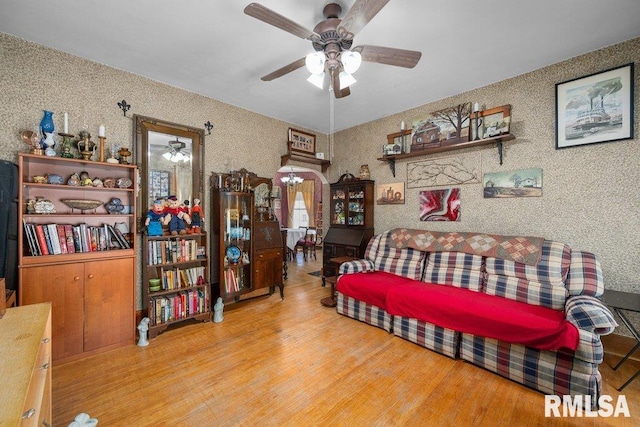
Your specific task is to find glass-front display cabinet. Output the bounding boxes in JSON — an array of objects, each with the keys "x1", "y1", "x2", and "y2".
[
  {"x1": 210, "y1": 171, "x2": 254, "y2": 302},
  {"x1": 329, "y1": 173, "x2": 374, "y2": 227}
]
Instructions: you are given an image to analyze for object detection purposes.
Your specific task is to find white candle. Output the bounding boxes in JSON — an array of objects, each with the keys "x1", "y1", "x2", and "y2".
[
  {"x1": 401, "y1": 121, "x2": 405, "y2": 130},
  {"x1": 63, "y1": 112, "x2": 69, "y2": 133},
  {"x1": 473, "y1": 103, "x2": 480, "y2": 113},
  {"x1": 218, "y1": 174, "x2": 222, "y2": 188},
  {"x1": 98, "y1": 124, "x2": 105, "y2": 137}
]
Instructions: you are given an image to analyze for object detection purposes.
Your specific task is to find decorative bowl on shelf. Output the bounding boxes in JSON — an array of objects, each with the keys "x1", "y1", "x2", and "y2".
[{"x1": 61, "y1": 199, "x2": 103, "y2": 213}]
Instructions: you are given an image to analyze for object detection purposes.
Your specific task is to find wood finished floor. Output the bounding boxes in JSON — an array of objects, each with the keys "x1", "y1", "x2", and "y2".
[{"x1": 53, "y1": 254, "x2": 640, "y2": 426}]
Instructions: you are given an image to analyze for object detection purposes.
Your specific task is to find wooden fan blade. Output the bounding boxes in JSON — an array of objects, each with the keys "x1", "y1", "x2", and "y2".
[
  {"x1": 336, "y1": 0, "x2": 391, "y2": 41},
  {"x1": 244, "y1": 3, "x2": 321, "y2": 43},
  {"x1": 331, "y1": 71, "x2": 351, "y2": 98},
  {"x1": 352, "y1": 45, "x2": 422, "y2": 68},
  {"x1": 261, "y1": 57, "x2": 306, "y2": 81}
]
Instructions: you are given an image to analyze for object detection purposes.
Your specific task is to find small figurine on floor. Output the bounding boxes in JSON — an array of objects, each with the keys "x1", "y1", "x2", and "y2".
[
  {"x1": 214, "y1": 297, "x2": 224, "y2": 323},
  {"x1": 164, "y1": 195, "x2": 191, "y2": 235},
  {"x1": 190, "y1": 198, "x2": 204, "y2": 233},
  {"x1": 68, "y1": 412, "x2": 98, "y2": 427},
  {"x1": 137, "y1": 317, "x2": 150, "y2": 347},
  {"x1": 145, "y1": 199, "x2": 166, "y2": 236}
]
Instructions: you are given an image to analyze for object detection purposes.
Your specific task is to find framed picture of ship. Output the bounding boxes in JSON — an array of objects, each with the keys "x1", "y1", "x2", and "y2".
[{"x1": 555, "y1": 63, "x2": 634, "y2": 149}]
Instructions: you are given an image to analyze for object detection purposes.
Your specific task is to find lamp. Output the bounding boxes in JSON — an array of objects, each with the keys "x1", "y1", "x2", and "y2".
[
  {"x1": 338, "y1": 71, "x2": 357, "y2": 89},
  {"x1": 305, "y1": 50, "x2": 361, "y2": 91},
  {"x1": 281, "y1": 168, "x2": 303, "y2": 186}
]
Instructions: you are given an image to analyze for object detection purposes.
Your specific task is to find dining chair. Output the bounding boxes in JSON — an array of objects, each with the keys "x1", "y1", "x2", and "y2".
[{"x1": 302, "y1": 227, "x2": 317, "y2": 261}]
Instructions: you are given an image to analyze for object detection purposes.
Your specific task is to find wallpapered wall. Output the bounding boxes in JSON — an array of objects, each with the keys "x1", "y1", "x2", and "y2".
[
  {"x1": 331, "y1": 38, "x2": 640, "y2": 295},
  {"x1": 1, "y1": 33, "x2": 639, "y2": 335}
]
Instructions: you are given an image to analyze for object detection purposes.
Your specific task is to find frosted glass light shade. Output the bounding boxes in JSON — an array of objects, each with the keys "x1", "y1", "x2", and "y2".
[
  {"x1": 339, "y1": 71, "x2": 357, "y2": 89},
  {"x1": 305, "y1": 52, "x2": 326, "y2": 74},
  {"x1": 307, "y1": 72, "x2": 325, "y2": 89},
  {"x1": 341, "y1": 51, "x2": 362, "y2": 74}
]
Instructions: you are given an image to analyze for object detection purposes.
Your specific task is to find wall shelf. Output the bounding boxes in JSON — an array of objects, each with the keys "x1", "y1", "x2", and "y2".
[
  {"x1": 377, "y1": 133, "x2": 515, "y2": 176},
  {"x1": 281, "y1": 153, "x2": 331, "y2": 173}
]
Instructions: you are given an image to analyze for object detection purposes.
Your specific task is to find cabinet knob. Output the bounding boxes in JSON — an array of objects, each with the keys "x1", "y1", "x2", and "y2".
[
  {"x1": 88, "y1": 274, "x2": 94, "y2": 279},
  {"x1": 41, "y1": 362, "x2": 50, "y2": 370},
  {"x1": 42, "y1": 337, "x2": 50, "y2": 344},
  {"x1": 74, "y1": 276, "x2": 80, "y2": 281}
]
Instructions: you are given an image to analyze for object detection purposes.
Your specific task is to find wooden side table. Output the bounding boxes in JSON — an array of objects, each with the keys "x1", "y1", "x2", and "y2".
[
  {"x1": 321, "y1": 256, "x2": 357, "y2": 307},
  {"x1": 603, "y1": 289, "x2": 640, "y2": 391}
]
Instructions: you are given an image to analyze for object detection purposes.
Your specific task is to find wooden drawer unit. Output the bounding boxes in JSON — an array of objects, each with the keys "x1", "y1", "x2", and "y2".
[{"x1": 0, "y1": 302, "x2": 52, "y2": 426}]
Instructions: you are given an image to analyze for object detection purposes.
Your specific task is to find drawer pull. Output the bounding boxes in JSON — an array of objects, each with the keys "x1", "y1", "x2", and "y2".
[
  {"x1": 22, "y1": 408, "x2": 36, "y2": 419},
  {"x1": 42, "y1": 337, "x2": 50, "y2": 344},
  {"x1": 42, "y1": 362, "x2": 50, "y2": 369}
]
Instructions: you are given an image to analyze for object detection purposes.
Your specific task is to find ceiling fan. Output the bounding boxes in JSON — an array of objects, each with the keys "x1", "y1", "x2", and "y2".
[
  {"x1": 244, "y1": 0, "x2": 422, "y2": 98},
  {"x1": 163, "y1": 138, "x2": 191, "y2": 163}
]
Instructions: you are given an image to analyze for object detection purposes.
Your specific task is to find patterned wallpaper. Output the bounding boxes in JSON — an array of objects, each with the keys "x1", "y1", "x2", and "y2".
[{"x1": 1, "y1": 33, "x2": 639, "y2": 335}]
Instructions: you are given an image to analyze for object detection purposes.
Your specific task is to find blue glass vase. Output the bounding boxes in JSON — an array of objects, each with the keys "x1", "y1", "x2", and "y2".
[{"x1": 40, "y1": 110, "x2": 54, "y2": 135}]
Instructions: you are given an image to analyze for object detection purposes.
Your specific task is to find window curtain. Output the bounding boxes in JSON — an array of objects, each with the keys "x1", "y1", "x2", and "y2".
[
  {"x1": 286, "y1": 183, "x2": 299, "y2": 227},
  {"x1": 300, "y1": 180, "x2": 315, "y2": 227}
]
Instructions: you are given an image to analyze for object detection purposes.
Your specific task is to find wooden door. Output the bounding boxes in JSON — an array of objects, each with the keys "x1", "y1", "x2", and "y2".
[
  {"x1": 20, "y1": 263, "x2": 85, "y2": 361},
  {"x1": 83, "y1": 257, "x2": 134, "y2": 352}
]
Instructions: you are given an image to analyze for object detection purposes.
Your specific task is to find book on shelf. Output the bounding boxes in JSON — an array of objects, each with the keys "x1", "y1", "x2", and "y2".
[
  {"x1": 55, "y1": 225, "x2": 68, "y2": 254},
  {"x1": 63, "y1": 224, "x2": 75, "y2": 254}
]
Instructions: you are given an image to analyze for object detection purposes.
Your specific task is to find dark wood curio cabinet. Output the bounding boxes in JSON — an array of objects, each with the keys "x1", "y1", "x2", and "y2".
[{"x1": 323, "y1": 173, "x2": 375, "y2": 282}]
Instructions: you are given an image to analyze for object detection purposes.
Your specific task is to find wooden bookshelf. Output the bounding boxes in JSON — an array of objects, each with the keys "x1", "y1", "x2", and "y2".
[{"x1": 143, "y1": 232, "x2": 211, "y2": 339}]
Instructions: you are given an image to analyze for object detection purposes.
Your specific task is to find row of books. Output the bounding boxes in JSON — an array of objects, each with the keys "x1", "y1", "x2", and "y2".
[
  {"x1": 223, "y1": 268, "x2": 247, "y2": 294},
  {"x1": 158, "y1": 266, "x2": 206, "y2": 291},
  {"x1": 147, "y1": 239, "x2": 203, "y2": 265},
  {"x1": 149, "y1": 288, "x2": 209, "y2": 326},
  {"x1": 23, "y1": 221, "x2": 130, "y2": 256}
]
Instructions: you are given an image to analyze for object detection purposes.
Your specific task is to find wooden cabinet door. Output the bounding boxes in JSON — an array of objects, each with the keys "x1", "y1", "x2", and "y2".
[
  {"x1": 20, "y1": 263, "x2": 84, "y2": 361},
  {"x1": 84, "y1": 258, "x2": 134, "y2": 352},
  {"x1": 253, "y1": 249, "x2": 282, "y2": 290}
]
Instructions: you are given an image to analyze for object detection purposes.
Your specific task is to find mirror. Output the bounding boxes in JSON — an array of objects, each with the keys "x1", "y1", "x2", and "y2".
[
  {"x1": 250, "y1": 174, "x2": 273, "y2": 222},
  {"x1": 134, "y1": 115, "x2": 204, "y2": 230}
]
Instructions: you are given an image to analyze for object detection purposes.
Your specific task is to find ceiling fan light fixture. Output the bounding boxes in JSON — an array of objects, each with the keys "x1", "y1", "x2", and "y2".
[
  {"x1": 339, "y1": 71, "x2": 357, "y2": 89},
  {"x1": 307, "y1": 72, "x2": 325, "y2": 89},
  {"x1": 305, "y1": 52, "x2": 326, "y2": 74},
  {"x1": 341, "y1": 50, "x2": 362, "y2": 74}
]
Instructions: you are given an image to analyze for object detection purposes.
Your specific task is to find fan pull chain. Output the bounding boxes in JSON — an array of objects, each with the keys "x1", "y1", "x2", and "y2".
[{"x1": 329, "y1": 87, "x2": 335, "y2": 162}]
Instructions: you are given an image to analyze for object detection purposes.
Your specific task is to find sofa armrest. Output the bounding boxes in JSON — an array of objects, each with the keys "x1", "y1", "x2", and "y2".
[
  {"x1": 565, "y1": 295, "x2": 618, "y2": 335},
  {"x1": 339, "y1": 259, "x2": 374, "y2": 275}
]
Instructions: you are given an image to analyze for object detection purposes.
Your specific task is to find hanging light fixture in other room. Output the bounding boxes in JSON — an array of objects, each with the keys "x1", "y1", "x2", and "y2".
[{"x1": 281, "y1": 168, "x2": 303, "y2": 187}]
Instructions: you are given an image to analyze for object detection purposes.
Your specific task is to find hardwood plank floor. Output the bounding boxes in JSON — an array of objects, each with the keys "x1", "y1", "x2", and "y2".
[{"x1": 53, "y1": 254, "x2": 640, "y2": 426}]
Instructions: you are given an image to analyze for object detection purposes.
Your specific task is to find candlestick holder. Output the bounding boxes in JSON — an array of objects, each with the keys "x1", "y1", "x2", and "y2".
[
  {"x1": 473, "y1": 111, "x2": 482, "y2": 141},
  {"x1": 58, "y1": 132, "x2": 75, "y2": 158},
  {"x1": 98, "y1": 136, "x2": 106, "y2": 162}
]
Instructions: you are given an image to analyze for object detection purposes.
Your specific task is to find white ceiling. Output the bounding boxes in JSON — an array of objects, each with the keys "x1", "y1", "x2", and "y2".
[{"x1": 1, "y1": 0, "x2": 639, "y2": 134}]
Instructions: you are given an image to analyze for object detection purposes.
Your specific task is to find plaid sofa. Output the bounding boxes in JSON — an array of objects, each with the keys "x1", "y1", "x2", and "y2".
[{"x1": 336, "y1": 229, "x2": 617, "y2": 404}]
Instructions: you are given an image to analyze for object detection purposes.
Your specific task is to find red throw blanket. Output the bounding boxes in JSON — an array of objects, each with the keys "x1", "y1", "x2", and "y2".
[
  {"x1": 337, "y1": 271, "x2": 417, "y2": 309},
  {"x1": 385, "y1": 282, "x2": 579, "y2": 351}
]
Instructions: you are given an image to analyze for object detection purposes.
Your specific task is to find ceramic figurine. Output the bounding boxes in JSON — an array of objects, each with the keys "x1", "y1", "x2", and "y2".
[
  {"x1": 213, "y1": 297, "x2": 224, "y2": 323},
  {"x1": 42, "y1": 132, "x2": 56, "y2": 156},
  {"x1": 105, "y1": 197, "x2": 124, "y2": 214},
  {"x1": 67, "y1": 172, "x2": 80, "y2": 186},
  {"x1": 137, "y1": 317, "x2": 150, "y2": 347}
]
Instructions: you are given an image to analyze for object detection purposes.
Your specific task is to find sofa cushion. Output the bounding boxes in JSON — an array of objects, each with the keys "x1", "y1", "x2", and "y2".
[
  {"x1": 565, "y1": 250, "x2": 604, "y2": 297},
  {"x1": 485, "y1": 240, "x2": 571, "y2": 310},
  {"x1": 423, "y1": 251, "x2": 484, "y2": 291},
  {"x1": 386, "y1": 282, "x2": 579, "y2": 351},
  {"x1": 373, "y1": 233, "x2": 426, "y2": 280},
  {"x1": 337, "y1": 271, "x2": 417, "y2": 309}
]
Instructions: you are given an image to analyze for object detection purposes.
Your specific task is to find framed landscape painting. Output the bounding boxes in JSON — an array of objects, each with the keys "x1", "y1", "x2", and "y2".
[{"x1": 555, "y1": 63, "x2": 634, "y2": 149}]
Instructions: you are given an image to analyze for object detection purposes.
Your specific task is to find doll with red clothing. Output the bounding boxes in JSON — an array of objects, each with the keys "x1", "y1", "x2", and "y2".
[
  {"x1": 145, "y1": 199, "x2": 167, "y2": 236},
  {"x1": 165, "y1": 195, "x2": 191, "y2": 235},
  {"x1": 190, "y1": 198, "x2": 203, "y2": 232}
]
